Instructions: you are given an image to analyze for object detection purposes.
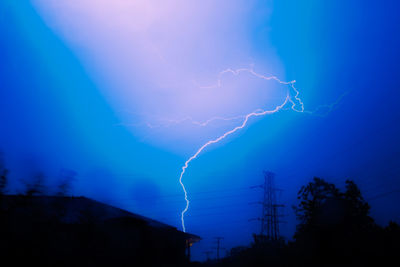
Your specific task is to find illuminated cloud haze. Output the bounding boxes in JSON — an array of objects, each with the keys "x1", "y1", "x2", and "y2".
[{"x1": 30, "y1": 0, "x2": 288, "y2": 148}]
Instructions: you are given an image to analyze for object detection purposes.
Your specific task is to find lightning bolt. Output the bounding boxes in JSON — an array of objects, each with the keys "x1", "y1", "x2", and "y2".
[
  {"x1": 116, "y1": 67, "x2": 347, "y2": 232},
  {"x1": 179, "y1": 68, "x2": 305, "y2": 232}
]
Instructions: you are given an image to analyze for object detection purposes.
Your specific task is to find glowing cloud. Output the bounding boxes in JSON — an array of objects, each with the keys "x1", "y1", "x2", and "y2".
[{"x1": 30, "y1": 1, "x2": 283, "y2": 147}]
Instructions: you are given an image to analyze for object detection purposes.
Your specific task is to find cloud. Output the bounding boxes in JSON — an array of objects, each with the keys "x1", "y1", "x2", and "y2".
[{"x1": 31, "y1": 0, "x2": 284, "y2": 152}]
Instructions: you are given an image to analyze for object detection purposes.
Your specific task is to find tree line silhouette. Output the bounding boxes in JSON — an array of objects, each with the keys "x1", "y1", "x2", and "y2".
[{"x1": 211, "y1": 178, "x2": 400, "y2": 266}]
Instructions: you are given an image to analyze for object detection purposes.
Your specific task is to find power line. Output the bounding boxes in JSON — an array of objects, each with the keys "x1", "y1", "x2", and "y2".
[
  {"x1": 367, "y1": 189, "x2": 400, "y2": 201},
  {"x1": 203, "y1": 251, "x2": 213, "y2": 261},
  {"x1": 213, "y1": 237, "x2": 225, "y2": 260},
  {"x1": 117, "y1": 192, "x2": 260, "y2": 207},
  {"x1": 113, "y1": 186, "x2": 254, "y2": 201}
]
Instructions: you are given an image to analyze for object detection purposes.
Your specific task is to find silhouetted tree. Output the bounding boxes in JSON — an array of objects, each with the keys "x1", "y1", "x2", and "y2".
[
  {"x1": 293, "y1": 177, "x2": 341, "y2": 236},
  {"x1": 56, "y1": 169, "x2": 77, "y2": 196},
  {"x1": 23, "y1": 172, "x2": 46, "y2": 196},
  {"x1": 0, "y1": 152, "x2": 9, "y2": 226},
  {"x1": 0, "y1": 152, "x2": 8, "y2": 195},
  {"x1": 292, "y1": 178, "x2": 382, "y2": 265},
  {"x1": 383, "y1": 221, "x2": 400, "y2": 256},
  {"x1": 342, "y1": 180, "x2": 374, "y2": 231}
]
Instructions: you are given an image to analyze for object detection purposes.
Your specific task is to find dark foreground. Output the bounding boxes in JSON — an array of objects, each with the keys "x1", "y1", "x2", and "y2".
[{"x1": 0, "y1": 178, "x2": 399, "y2": 267}]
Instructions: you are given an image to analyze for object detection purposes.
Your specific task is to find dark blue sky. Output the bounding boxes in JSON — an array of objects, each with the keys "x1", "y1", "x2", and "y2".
[{"x1": 1, "y1": 0, "x2": 400, "y2": 261}]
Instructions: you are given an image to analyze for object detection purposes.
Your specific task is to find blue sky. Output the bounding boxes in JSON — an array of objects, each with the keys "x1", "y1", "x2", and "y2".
[{"x1": 1, "y1": 0, "x2": 400, "y2": 261}]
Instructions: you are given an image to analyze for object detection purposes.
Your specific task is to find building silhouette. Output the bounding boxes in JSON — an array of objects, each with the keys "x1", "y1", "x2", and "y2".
[{"x1": 0, "y1": 195, "x2": 200, "y2": 266}]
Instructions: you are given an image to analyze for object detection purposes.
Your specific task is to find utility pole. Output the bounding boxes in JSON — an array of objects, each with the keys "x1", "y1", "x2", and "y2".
[
  {"x1": 213, "y1": 237, "x2": 224, "y2": 260},
  {"x1": 250, "y1": 171, "x2": 285, "y2": 241},
  {"x1": 203, "y1": 251, "x2": 213, "y2": 261}
]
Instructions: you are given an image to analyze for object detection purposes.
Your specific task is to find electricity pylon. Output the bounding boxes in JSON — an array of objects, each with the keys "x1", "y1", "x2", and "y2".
[{"x1": 250, "y1": 171, "x2": 285, "y2": 241}]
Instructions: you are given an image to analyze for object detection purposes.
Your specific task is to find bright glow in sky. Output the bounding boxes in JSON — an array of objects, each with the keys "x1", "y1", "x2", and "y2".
[{"x1": 31, "y1": 0, "x2": 285, "y2": 150}]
